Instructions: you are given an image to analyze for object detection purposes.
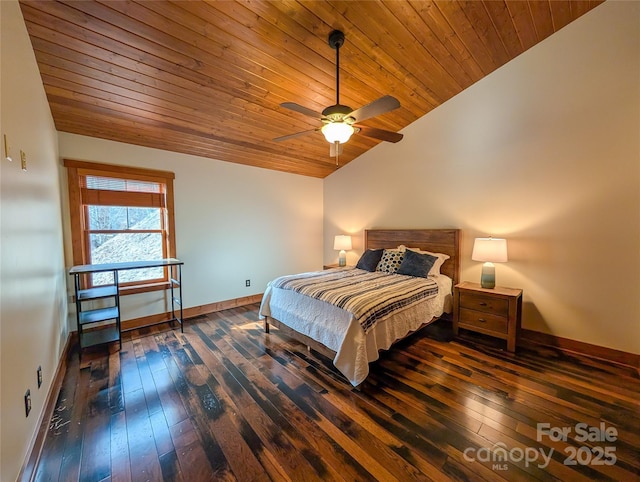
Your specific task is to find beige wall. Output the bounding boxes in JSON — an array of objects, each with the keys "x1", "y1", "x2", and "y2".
[
  {"x1": 1, "y1": 2, "x2": 637, "y2": 479},
  {"x1": 0, "y1": 1, "x2": 69, "y2": 480},
  {"x1": 324, "y1": 1, "x2": 640, "y2": 355},
  {"x1": 58, "y1": 133, "x2": 324, "y2": 324},
  {"x1": 2, "y1": 3, "x2": 322, "y2": 477}
]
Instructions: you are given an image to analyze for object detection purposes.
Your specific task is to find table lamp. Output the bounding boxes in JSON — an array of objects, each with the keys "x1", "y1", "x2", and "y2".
[
  {"x1": 472, "y1": 237, "x2": 508, "y2": 289},
  {"x1": 333, "y1": 235, "x2": 352, "y2": 267}
]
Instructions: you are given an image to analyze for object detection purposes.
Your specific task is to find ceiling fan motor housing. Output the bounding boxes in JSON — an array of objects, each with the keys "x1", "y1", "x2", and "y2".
[
  {"x1": 322, "y1": 104, "x2": 354, "y2": 123},
  {"x1": 328, "y1": 30, "x2": 345, "y2": 49}
]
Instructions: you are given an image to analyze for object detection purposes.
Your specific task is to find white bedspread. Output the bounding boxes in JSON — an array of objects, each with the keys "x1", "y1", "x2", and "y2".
[{"x1": 259, "y1": 268, "x2": 452, "y2": 386}]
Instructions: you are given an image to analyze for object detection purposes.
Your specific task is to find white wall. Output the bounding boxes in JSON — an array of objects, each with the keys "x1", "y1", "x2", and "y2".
[
  {"x1": 58, "y1": 133, "x2": 324, "y2": 324},
  {"x1": 324, "y1": 1, "x2": 640, "y2": 355},
  {"x1": 2, "y1": 3, "x2": 322, "y2": 477},
  {"x1": 0, "y1": 1, "x2": 69, "y2": 480}
]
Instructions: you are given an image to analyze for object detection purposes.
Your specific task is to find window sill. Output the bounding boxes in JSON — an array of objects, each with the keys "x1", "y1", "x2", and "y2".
[{"x1": 120, "y1": 281, "x2": 171, "y2": 296}]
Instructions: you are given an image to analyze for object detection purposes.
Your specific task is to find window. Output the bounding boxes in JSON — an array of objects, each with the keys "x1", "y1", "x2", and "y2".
[{"x1": 65, "y1": 159, "x2": 176, "y2": 293}]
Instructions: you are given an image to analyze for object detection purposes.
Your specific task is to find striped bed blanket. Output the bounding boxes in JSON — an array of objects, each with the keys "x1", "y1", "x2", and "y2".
[{"x1": 270, "y1": 268, "x2": 439, "y2": 333}]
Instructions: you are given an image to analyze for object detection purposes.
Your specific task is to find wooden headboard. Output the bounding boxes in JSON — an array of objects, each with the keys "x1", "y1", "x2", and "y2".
[{"x1": 364, "y1": 229, "x2": 461, "y2": 286}]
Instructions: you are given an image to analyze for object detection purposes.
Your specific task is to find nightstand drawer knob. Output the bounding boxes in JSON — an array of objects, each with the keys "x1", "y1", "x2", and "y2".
[
  {"x1": 478, "y1": 318, "x2": 487, "y2": 323},
  {"x1": 479, "y1": 302, "x2": 488, "y2": 306}
]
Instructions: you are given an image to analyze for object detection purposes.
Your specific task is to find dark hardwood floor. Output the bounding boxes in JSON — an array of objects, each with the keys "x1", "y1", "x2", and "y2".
[{"x1": 32, "y1": 304, "x2": 639, "y2": 481}]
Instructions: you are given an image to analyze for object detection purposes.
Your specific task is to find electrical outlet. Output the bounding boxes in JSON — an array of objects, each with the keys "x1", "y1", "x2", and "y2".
[
  {"x1": 37, "y1": 366, "x2": 42, "y2": 389},
  {"x1": 25, "y1": 390, "x2": 31, "y2": 417},
  {"x1": 245, "y1": 279, "x2": 251, "y2": 287}
]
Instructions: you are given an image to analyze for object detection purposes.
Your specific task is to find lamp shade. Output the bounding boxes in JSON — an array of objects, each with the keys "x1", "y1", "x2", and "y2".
[
  {"x1": 472, "y1": 238, "x2": 507, "y2": 289},
  {"x1": 333, "y1": 235, "x2": 352, "y2": 251},
  {"x1": 321, "y1": 122, "x2": 355, "y2": 144},
  {"x1": 472, "y1": 238, "x2": 508, "y2": 262}
]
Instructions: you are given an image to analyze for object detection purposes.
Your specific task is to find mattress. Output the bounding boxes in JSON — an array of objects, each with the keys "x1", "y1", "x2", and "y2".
[{"x1": 259, "y1": 269, "x2": 452, "y2": 386}]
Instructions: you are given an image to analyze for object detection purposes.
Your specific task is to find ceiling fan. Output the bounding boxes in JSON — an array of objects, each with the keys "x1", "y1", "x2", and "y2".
[{"x1": 274, "y1": 30, "x2": 403, "y2": 158}]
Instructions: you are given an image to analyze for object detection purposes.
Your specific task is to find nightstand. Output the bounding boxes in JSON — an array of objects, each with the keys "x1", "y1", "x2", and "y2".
[
  {"x1": 453, "y1": 281, "x2": 522, "y2": 353},
  {"x1": 323, "y1": 263, "x2": 351, "y2": 269}
]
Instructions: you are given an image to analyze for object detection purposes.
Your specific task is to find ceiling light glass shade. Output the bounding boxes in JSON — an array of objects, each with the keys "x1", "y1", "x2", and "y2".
[{"x1": 321, "y1": 122, "x2": 354, "y2": 144}]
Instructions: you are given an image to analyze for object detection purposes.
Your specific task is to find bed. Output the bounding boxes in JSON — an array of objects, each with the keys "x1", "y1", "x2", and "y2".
[{"x1": 259, "y1": 229, "x2": 461, "y2": 386}]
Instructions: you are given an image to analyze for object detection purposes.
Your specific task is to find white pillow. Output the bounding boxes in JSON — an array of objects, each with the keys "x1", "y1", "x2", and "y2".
[{"x1": 397, "y1": 245, "x2": 449, "y2": 276}]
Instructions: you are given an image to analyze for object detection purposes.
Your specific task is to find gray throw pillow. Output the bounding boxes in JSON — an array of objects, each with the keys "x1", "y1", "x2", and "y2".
[
  {"x1": 397, "y1": 249, "x2": 437, "y2": 278},
  {"x1": 355, "y1": 249, "x2": 384, "y2": 272}
]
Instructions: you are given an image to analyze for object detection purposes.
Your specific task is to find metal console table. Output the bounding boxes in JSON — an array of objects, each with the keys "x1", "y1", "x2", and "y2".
[{"x1": 69, "y1": 258, "x2": 183, "y2": 356}]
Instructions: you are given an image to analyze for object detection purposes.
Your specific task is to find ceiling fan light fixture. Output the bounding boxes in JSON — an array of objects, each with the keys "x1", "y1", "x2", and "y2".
[
  {"x1": 321, "y1": 122, "x2": 354, "y2": 144},
  {"x1": 275, "y1": 29, "x2": 402, "y2": 152}
]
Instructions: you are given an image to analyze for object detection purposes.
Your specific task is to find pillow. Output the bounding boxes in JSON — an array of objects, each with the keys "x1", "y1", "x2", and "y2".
[
  {"x1": 355, "y1": 249, "x2": 384, "y2": 272},
  {"x1": 397, "y1": 245, "x2": 450, "y2": 276},
  {"x1": 376, "y1": 249, "x2": 404, "y2": 274},
  {"x1": 397, "y1": 249, "x2": 438, "y2": 278}
]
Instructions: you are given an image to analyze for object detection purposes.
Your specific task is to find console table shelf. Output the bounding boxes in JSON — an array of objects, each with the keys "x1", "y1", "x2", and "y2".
[
  {"x1": 69, "y1": 258, "x2": 184, "y2": 357},
  {"x1": 78, "y1": 306, "x2": 120, "y2": 325},
  {"x1": 77, "y1": 285, "x2": 118, "y2": 301}
]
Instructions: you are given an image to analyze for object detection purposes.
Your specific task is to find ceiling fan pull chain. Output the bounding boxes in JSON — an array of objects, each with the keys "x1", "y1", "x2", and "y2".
[{"x1": 335, "y1": 141, "x2": 339, "y2": 166}]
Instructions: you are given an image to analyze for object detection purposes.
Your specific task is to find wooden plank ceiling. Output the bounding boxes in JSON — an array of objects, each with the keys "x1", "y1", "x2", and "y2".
[{"x1": 19, "y1": 1, "x2": 602, "y2": 178}]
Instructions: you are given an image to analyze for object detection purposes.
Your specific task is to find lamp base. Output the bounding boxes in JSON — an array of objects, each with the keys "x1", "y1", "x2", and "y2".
[
  {"x1": 480, "y1": 262, "x2": 496, "y2": 289},
  {"x1": 338, "y1": 250, "x2": 346, "y2": 267}
]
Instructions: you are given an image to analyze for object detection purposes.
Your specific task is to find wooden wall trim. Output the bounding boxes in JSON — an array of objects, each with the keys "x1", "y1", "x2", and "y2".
[
  {"x1": 119, "y1": 294, "x2": 640, "y2": 371},
  {"x1": 121, "y1": 293, "x2": 264, "y2": 332},
  {"x1": 18, "y1": 332, "x2": 76, "y2": 482},
  {"x1": 63, "y1": 158, "x2": 176, "y2": 179},
  {"x1": 520, "y1": 328, "x2": 640, "y2": 371}
]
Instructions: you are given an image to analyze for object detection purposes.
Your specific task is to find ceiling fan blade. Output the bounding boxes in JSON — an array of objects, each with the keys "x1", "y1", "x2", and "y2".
[
  {"x1": 280, "y1": 102, "x2": 322, "y2": 119},
  {"x1": 355, "y1": 125, "x2": 403, "y2": 143},
  {"x1": 347, "y1": 95, "x2": 400, "y2": 123},
  {"x1": 273, "y1": 129, "x2": 318, "y2": 142},
  {"x1": 330, "y1": 142, "x2": 344, "y2": 157}
]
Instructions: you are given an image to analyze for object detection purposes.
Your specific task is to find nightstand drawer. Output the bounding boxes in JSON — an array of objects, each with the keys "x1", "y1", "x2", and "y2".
[
  {"x1": 459, "y1": 291, "x2": 509, "y2": 316},
  {"x1": 453, "y1": 282, "x2": 523, "y2": 352},
  {"x1": 458, "y1": 308, "x2": 508, "y2": 334}
]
